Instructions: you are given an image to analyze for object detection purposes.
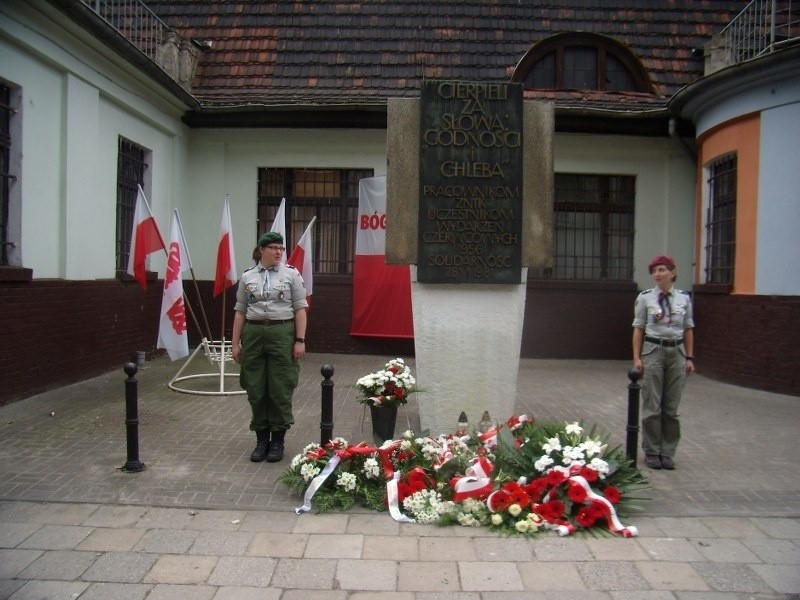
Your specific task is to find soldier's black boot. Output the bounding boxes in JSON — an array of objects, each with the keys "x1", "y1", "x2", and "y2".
[
  {"x1": 266, "y1": 429, "x2": 285, "y2": 463},
  {"x1": 250, "y1": 430, "x2": 270, "y2": 462}
]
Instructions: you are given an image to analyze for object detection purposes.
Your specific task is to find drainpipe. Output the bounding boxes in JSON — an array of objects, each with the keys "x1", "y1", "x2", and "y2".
[{"x1": 669, "y1": 117, "x2": 698, "y2": 163}]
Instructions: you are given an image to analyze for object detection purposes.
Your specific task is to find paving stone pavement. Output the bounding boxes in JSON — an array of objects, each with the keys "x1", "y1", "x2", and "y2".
[{"x1": 1, "y1": 352, "x2": 799, "y2": 598}]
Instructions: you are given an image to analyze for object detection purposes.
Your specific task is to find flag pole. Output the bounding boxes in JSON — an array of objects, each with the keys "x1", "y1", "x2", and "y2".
[
  {"x1": 175, "y1": 210, "x2": 214, "y2": 340},
  {"x1": 219, "y1": 195, "x2": 231, "y2": 344},
  {"x1": 220, "y1": 290, "x2": 227, "y2": 344}
]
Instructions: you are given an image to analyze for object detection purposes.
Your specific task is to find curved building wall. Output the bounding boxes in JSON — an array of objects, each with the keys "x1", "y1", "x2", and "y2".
[{"x1": 686, "y1": 61, "x2": 800, "y2": 395}]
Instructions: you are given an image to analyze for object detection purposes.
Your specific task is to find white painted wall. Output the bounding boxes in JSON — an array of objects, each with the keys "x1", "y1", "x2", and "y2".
[
  {"x1": 757, "y1": 101, "x2": 800, "y2": 294},
  {"x1": 554, "y1": 134, "x2": 697, "y2": 289},
  {"x1": 2, "y1": 2, "x2": 699, "y2": 292},
  {"x1": 1, "y1": 1, "x2": 190, "y2": 279},
  {"x1": 181, "y1": 128, "x2": 388, "y2": 279}
]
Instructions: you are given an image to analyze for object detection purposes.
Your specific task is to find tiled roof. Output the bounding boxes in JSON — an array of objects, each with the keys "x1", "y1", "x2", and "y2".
[{"x1": 143, "y1": 1, "x2": 745, "y2": 113}]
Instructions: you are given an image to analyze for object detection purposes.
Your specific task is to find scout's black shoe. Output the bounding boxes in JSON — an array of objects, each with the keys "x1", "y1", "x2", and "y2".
[
  {"x1": 645, "y1": 454, "x2": 662, "y2": 469},
  {"x1": 266, "y1": 430, "x2": 285, "y2": 463},
  {"x1": 660, "y1": 456, "x2": 676, "y2": 470},
  {"x1": 250, "y1": 430, "x2": 269, "y2": 462}
]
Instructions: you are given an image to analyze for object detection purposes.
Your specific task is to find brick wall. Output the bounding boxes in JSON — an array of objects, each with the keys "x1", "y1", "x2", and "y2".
[
  {"x1": 522, "y1": 280, "x2": 637, "y2": 360},
  {"x1": 0, "y1": 280, "x2": 163, "y2": 405},
  {"x1": 4, "y1": 278, "x2": 793, "y2": 405},
  {"x1": 693, "y1": 290, "x2": 800, "y2": 396},
  {"x1": 0, "y1": 277, "x2": 414, "y2": 406}
]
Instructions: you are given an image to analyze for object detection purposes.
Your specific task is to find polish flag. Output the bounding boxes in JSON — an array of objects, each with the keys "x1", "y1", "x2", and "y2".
[
  {"x1": 157, "y1": 213, "x2": 189, "y2": 360},
  {"x1": 271, "y1": 197, "x2": 287, "y2": 264},
  {"x1": 126, "y1": 185, "x2": 166, "y2": 289},
  {"x1": 351, "y1": 176, "x2": 413, "y2": 338},
  {"x1": 288, "y1": 216, "x2": 316, "y2": 308},
  {"x1": 213, "y1": 197, "x2": 238, "y2": 297}
]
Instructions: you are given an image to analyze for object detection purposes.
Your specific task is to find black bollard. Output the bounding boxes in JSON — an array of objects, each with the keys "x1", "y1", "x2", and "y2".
[
  {"x1": 320, "y1": 364, "x2": 335, "y2": 446},
  {"x1": 122, "y1": 362, "x2": 146, "y2": 473},
  {"x1": 625, "y1": 368, "x2": 642, "y2": 467}
]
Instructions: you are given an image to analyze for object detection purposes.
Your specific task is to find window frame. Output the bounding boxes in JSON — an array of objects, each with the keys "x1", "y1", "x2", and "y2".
[
  {"x1": 530, "y1": 173, "x2": 636, "y2": 281},
  {"x1": 703, "y1": 153, "x2": 737, "y2": 285},
  {"x1": 257, "y1": 167, "x2": 374, "y2": 275},
  {"x1": 511, "y1": 32, "x2": 653, "y2": 94},
  {"x1": 116, "y1": 137, "x2": 151, "y2": 278},
  {"x1": 0, "y1": 80, "x2": 23, "y2": 269}
]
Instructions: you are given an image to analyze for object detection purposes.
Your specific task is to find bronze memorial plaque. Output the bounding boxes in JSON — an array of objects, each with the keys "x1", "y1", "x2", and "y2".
[{"x1": 418, "y1": 80, "x2": 523, "y2": 284}]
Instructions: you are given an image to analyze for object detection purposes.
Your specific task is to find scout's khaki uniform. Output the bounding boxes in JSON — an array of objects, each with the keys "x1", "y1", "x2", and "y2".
[
  {"x1": 235, "y1": 262, "x2": 308, "y2": 433},
  {"x1": 632, "y1": 286, "x2": 694, "y2": 459}
]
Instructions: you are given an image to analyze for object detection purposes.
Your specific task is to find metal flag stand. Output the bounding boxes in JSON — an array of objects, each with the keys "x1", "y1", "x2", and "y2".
[
  {"x1": 168, "y1": 337, "x2": 245, "y2": 396},
  {"x1": 166, "y1": 201, "x2": 245, "y2": 396}
]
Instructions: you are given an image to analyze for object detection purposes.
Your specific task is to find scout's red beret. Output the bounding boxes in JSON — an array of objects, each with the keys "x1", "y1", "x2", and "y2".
[{"x1": 648, "y1": 255, "x2": 676, "y2": 272}]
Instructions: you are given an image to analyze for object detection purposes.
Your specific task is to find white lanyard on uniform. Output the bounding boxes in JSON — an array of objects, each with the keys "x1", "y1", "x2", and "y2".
[{"x1": 262, "y1": 268, "x2": 271, "y2": 298}]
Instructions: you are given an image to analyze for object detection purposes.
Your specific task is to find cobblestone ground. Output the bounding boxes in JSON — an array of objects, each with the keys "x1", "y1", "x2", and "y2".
[{"x1": 1, "y1": 353, "x2": 798, "y2": 598}]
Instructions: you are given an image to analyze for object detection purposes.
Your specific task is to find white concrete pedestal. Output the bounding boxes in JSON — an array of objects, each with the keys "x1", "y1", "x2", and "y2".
[{"x1": 412, "y1": 268, "x2": 527, "y2": 435}]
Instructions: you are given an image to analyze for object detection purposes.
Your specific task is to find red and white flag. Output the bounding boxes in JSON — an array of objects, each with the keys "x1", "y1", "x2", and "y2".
[
  {"x1": 126, "y1": 185, "x2": 166, "y2": 289},
  {"x1": 271, "y1": 197, "x2": 287, "y2": 264},
  {"x1": 213, "y1": 197, "x2": 238, "y2": 297},
  {"x1": 350, "y1": 176, "x2": 413, "y2": 338},
  {"x1": 157, "y1": 212, "x2": 189, "y2": 360},
  {"x1": 288, "y1": 216, "x2": 316, "y2": 308}
]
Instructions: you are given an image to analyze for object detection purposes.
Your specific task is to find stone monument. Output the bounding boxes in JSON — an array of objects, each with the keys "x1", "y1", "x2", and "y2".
[{"x1": 387, "y1": 81, "x2": 553, "y2": 434}]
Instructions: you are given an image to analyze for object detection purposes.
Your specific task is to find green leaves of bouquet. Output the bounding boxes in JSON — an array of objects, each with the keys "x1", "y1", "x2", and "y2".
[
  {"x1": 277, "y1": 438, "x2": 389, "y2": 513},
  {"x1": 278, "y1": 417, "x2": 650, "y2": 538}
]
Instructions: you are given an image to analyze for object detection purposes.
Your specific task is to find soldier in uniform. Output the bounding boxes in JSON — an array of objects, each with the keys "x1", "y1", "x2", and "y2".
[
  {"x1": 632, "y1": 255, "x2": 695, "y2": 471},
  {"x1": 231, "y1": 231, "x2": 308, "y2": 463}
]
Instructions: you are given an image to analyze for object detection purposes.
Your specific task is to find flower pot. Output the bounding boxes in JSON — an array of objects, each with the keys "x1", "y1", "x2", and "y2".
[{"x1": 370, "y1": 404, "x2": 398, "y2": 445}]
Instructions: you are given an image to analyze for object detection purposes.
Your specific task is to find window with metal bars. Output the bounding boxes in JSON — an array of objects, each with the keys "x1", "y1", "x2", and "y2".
[
  {"x1": 257, "y1": 167, "x2": 373, "y2": 275},
  {"x1": 704, "y1": 154, "x2": 737, "y2": 284},
  {"x1": 116, "y1": 137, "x2": 149, "y2": 272},
  {"x1": 0, "y1": 83, "x2": 12, "y2": 266},
  {"x1": 531, "y1": 173, "x2": 635, "y2": 280}
]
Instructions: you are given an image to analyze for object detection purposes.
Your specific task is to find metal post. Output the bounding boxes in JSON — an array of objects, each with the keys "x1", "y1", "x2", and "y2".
[
  {"x1": 122, "y1": 362, "x2": 146, "y2": 473},
  {"x1": 626, "y1": 368, "x2": 642, "y2": 467},
  {"x1": 320, "y1": 364, "x2": 335, "y2": 446}
]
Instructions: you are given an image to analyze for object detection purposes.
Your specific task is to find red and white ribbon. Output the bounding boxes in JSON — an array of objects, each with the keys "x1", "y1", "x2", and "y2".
[
  {"x1": 386, "y1": 471, "x2": 415, "y2": 523},
  {"x1": 477, "y1": 427, "x2": 498, "y2": 449},
  {"x1": 542, "y1": 466, "x2": 638, "y2": 537},
  {"x1": 295, "y1": 454, "x2": 343, "y2": 514},
  {"x1": 507, "y1": 414, "x2": 533, "y2": 431},
  {"x1": 451, "y1": 456, "x2": 494, "y2": 502}
]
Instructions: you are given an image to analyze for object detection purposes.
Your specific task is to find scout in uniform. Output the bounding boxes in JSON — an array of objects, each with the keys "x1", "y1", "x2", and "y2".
[
  {"x1": 231, "y1": 231, "x2": 308, "y2": 463},
  {"x1": 632, "y1": 255, "x2": 695, "y2": 470}
]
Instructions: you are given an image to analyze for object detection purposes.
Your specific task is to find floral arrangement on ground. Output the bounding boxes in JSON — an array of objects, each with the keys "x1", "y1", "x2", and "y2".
[{"x1": 278, "y1": 416, "x2": 650, "y2": 537}]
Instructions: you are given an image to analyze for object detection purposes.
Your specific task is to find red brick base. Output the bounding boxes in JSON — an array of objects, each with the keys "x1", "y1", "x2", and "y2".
[{"x1": 2, "y1": 278, "x2": 796, "y2": 405}]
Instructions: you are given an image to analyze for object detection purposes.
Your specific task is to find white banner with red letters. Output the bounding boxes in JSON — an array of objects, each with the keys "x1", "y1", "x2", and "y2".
[{"x1": 350, "y1": 176, "x2": 413, "y2": 338}]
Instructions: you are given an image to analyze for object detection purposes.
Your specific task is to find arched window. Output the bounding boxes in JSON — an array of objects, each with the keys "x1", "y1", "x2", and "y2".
[{"x1": 512, "y1": 33, "x2": 652, "y2": 93}]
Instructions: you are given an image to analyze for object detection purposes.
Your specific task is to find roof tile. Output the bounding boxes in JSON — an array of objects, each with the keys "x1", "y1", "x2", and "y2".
[{"x1": 143, "y1": 0, "x2": 744, "y2": 111}]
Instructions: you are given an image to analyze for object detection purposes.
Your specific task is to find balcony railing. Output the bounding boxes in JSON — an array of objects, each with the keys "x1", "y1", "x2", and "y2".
[
  {"x1": 81, "y1": 0, "x2": 170, "y2": 62},
  {"x1": 720, "y1": 0, "x2": 798, "y2": 63}
]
